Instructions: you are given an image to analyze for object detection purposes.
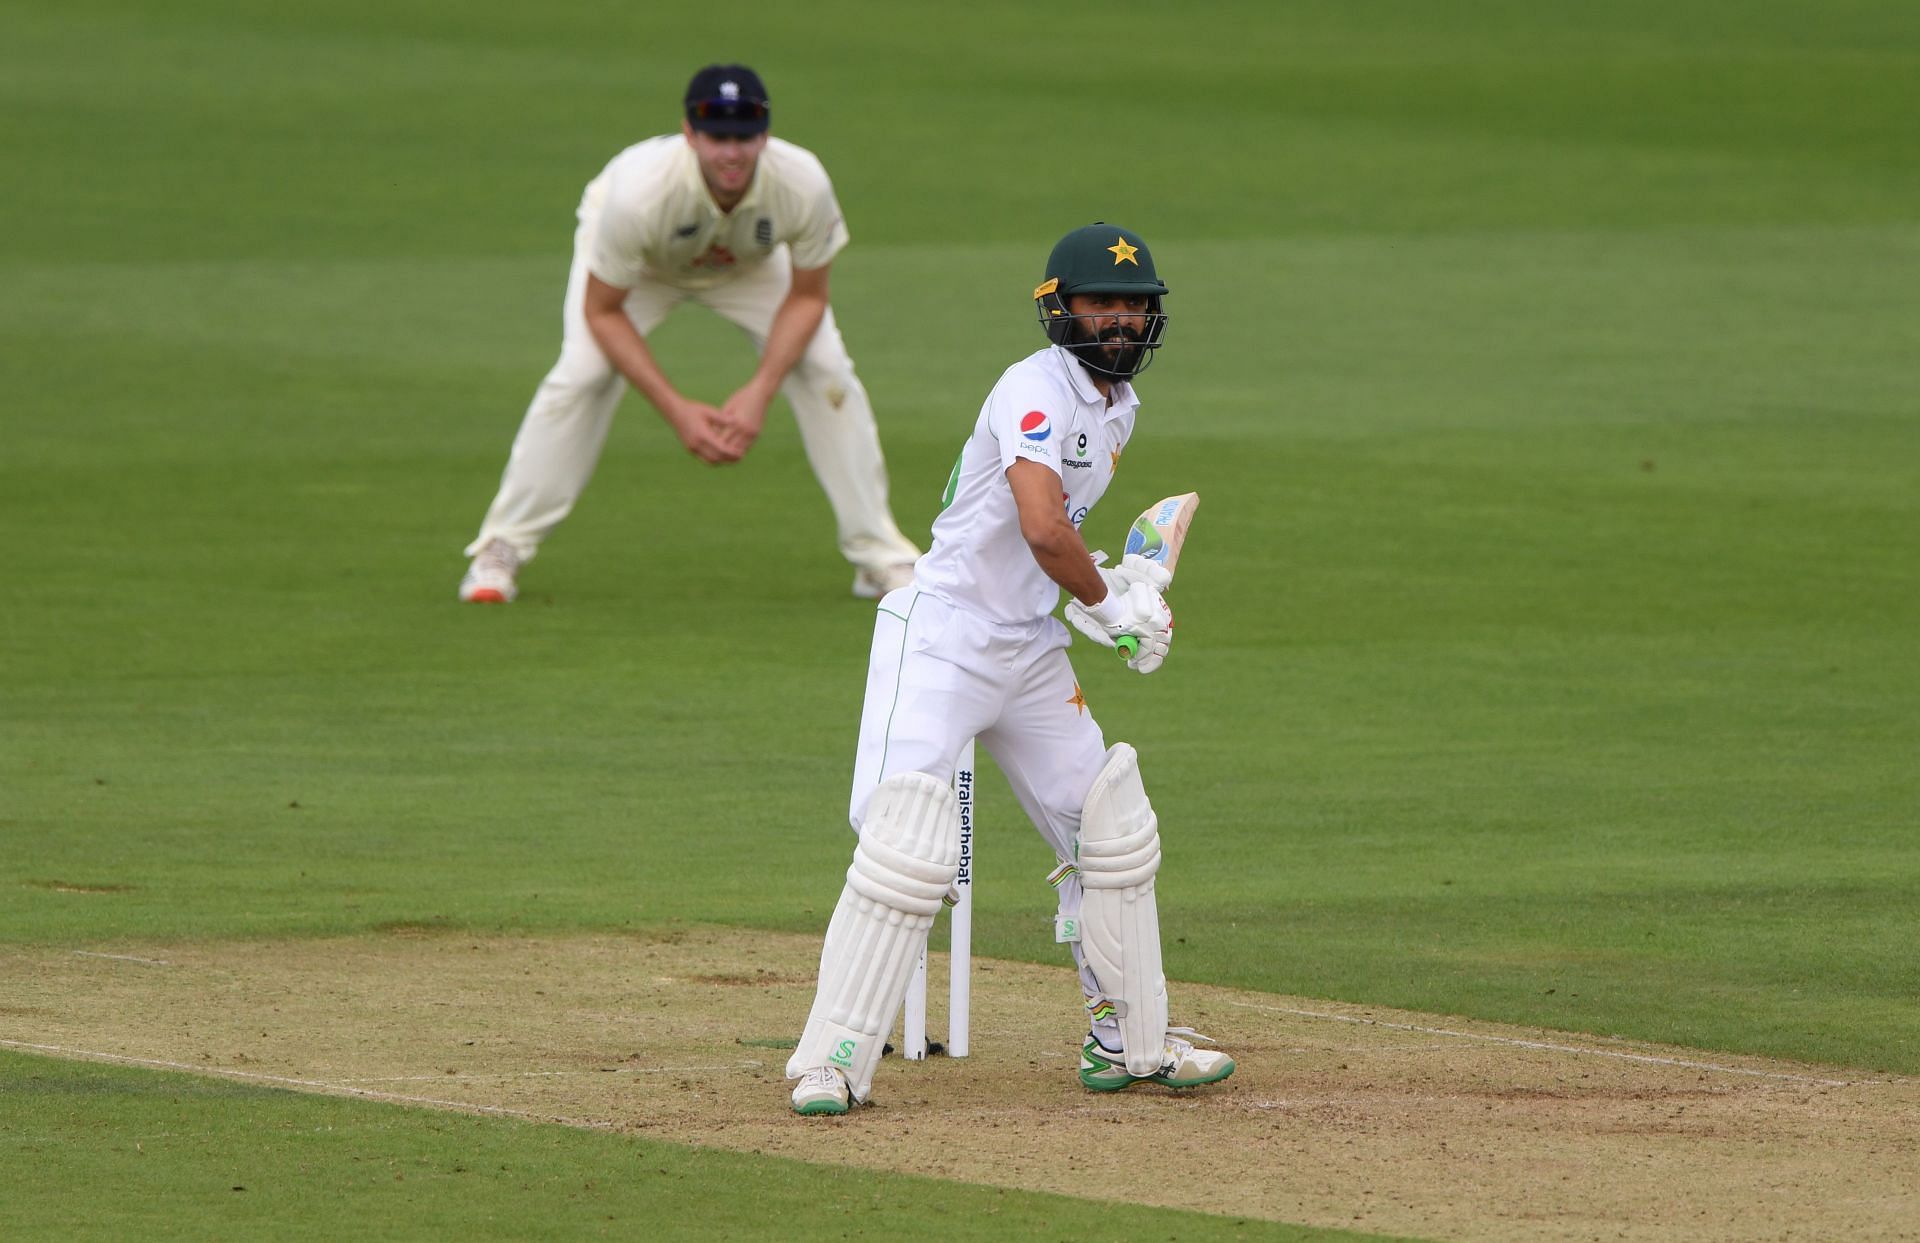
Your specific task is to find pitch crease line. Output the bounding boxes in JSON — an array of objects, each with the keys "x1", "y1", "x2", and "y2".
[
  {"x1": 0, "y1": 1040, "x2": 566, "y2": 1119},
  {"x1": 71, "y1": 951, "x2": 172, "y2": 966},
  {"x1": 1224, "y1": 1001, "x2": 1868, "y2": 1086},
  {"x1": 337, "y1": 1062, "x2": 764, "y2": 1083}
]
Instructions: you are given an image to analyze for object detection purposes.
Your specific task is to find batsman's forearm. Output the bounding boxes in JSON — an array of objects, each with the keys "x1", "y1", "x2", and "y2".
[{"x1": 1025, "y1": 523, "x2": 1109, "y2": 606}]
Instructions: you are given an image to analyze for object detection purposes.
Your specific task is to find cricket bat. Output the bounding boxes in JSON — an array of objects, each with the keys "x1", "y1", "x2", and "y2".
[{"x1": 1112, "y1": 491, "x2": 1199, "y2": 659}]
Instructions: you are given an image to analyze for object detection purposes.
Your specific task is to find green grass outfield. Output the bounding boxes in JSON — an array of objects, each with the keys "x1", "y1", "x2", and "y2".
[
  {"x1": 3, "y1": 0, "x2": 1917, "y2": 1237},
  {"x1": 1, "y1": 1051, "x2": 1368, "y2": 1243}
]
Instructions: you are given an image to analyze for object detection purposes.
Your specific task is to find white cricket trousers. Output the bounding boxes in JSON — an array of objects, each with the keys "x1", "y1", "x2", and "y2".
[
  {"x1": 466, "y1": 208, "x2": 919, "y2": 574},
  {"x1": 846, "y1": 586, "x2": 1131, "y2": 1027}
]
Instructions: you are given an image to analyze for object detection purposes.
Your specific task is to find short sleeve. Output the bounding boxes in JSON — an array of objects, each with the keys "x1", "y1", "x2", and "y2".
[
  {"x1": 587, "y1": 165, "x2": 651, "y2": 289},
  {"x1": 989, "y1": 383, "x2": 1064, "y2": 479},
  {"x1": 786, "y1": 170, "x2": 850, "y2": 271}
]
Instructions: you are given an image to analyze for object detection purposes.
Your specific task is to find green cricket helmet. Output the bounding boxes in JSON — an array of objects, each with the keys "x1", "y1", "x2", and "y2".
[{"x1": 1033, "y1": 222, "x2": 1169, "y2": 379}]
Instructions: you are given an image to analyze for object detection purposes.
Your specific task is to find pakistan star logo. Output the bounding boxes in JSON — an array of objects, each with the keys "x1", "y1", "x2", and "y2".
[{"x1": 1108, "y1": 237, "x2": 1139, "y2": 265}]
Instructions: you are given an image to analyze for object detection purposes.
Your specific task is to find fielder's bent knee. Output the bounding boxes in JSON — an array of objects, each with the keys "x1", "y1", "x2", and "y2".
[{"x1": 537, "y1": 343, "x2": 618, "y2": 399}]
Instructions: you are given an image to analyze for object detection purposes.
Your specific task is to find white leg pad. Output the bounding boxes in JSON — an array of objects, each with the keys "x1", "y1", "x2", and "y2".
[
  {"x1": 787, "y1": 772, "x2": 960, "y2": 1101},
  {"x1": 1076, "y1": 743, "x2": 1168, "y2": 1076}
]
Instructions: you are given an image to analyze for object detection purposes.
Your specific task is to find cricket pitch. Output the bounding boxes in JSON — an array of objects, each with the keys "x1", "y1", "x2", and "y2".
[{"x1": 3, "y1": 926, "x2": 1915, "y2": 1241}]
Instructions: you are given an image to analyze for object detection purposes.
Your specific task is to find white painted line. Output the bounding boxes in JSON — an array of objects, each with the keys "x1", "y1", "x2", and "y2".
[
  {"x1": 1224, "y1": 1000, "x2": 1887, "y2": 1087},
  {"x1": 0, "y1": 1040, "x2": 567, "y2": 1122},
  {"x1": 71, "y1": 951, "x2": 172, "y2": 966},
  {"x1": 337, "y1": 1062, "x2": 764, "y2": 1084}
]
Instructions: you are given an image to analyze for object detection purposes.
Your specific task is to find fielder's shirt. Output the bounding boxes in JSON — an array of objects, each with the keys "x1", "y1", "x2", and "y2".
[
  {"x1": 583, "y1": 135, "x2": 849, "y2": 291},
  {"x1": 917, "y1": 346, "x2": 1137, "y2": 626}
]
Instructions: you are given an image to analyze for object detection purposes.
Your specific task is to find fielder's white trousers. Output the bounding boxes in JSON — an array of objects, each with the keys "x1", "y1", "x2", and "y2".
[
  {"x1": 847, "y1": 586, "x2": 1130, "y2": 1028},
  {"x1": 466, "y1": 213, "x2": 919, "y2": 574}
]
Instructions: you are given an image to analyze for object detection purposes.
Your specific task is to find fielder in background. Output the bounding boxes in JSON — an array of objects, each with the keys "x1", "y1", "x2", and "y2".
[
  {"x1": 786, "y1": 223, "x2": 1236, "y2": 1116},
  {"x1": 459, "y1": 64, "x2": 921, "y2": 604}
]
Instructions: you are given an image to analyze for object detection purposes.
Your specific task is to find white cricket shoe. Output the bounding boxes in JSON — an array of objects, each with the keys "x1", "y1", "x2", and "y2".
[
  {"x1": 790, "y1": 1066, "x2": 851, "y2": 1116},
  {"x1": 1079, "y1": 1027, "x2": 1236, "y2": 1092},
  {"x1": 459, "y1": 538, "x2": 521, "y2": 604},
  {"x1": 852, "y1": 563, "x2": 916, "y2": 600}
]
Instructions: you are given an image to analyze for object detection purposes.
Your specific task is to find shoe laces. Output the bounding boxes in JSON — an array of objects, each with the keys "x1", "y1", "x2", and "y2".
[
  {"x1": 799, "y1": 1066, "x2": 845, "y2": 1092},
  {"x1": 475, "y1": 540, "x2": 520, "y2": 574},
  {"x1": 1164, "y1": 1026, "x2": 1215, "y2": 1058}
]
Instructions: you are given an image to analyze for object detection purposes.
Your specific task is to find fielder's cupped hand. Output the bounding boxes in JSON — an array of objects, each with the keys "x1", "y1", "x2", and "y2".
[
  {"x1": 716, "y1": 385, "x2": 772, "y2": 457},
  {"x1": 667, "y1": 397, "x2": 744, "y2": 464},
  {"x1": 1065, "y1": 574, "x2": 1175, "y2": 674}
]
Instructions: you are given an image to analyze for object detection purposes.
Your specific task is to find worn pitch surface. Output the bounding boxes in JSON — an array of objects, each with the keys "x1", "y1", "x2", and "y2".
[{"x1": 4, "y1": 928, "x2": 1914, "y2": 1242}]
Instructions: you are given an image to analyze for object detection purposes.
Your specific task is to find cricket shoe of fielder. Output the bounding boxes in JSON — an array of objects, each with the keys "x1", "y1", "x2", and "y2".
[
  {"x1": 1078, "y1": 1027, "x2": 1235, "y2": 1092},
  {"x1": 852, "y1": 561, "x2": 918, "y2": 600},
  {"x1": 459, "y1": 538, "x2": 522, "y2": 604}
]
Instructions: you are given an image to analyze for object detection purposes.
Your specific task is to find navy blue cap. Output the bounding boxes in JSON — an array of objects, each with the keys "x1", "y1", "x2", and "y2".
[{"x1": 683, "y1": 64, "x2": 770, "y2": 135}]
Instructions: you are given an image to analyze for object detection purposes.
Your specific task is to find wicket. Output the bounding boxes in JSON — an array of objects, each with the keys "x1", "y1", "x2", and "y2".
[{"x1": 902, "y1": 739, "x2": 973, "y2": 1059}]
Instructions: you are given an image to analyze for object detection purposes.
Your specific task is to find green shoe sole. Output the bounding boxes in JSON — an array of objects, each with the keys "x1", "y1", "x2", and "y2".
[
  {"x1": 1079, "y1": 1045, "x2": 1237, "y2": 1092},
  {"x1": 793, "y1": 1099, "x2": 849, "y2": 1116},
  {"x1": 1158, "y1": 1058, "x2": 1235, "y2": 1089},
  {"x1": 1079, "y1": 1069, "x2": 1140, "y2": 1092}
]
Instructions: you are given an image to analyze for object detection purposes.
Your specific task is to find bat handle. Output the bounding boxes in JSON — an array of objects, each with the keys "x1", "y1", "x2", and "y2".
[{"x1": 1114, "y1": 635, "x2": 1139, "y2": 660}]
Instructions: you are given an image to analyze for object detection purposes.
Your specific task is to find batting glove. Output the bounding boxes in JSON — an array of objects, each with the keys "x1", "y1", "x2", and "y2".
[
  {"x1": 1110, "y1": 551, "x2": 1173, "y2": 594},
  {"x1": 1065, "y1": 577, "x2": 1174, "y2": 675}
]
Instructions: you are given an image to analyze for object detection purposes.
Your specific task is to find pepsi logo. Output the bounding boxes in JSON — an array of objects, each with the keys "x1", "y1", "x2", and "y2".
[{"x1": 1019, "y1": 411, "x2": 1051, "y2": 442}]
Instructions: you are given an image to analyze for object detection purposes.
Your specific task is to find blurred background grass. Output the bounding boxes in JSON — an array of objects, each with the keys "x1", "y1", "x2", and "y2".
[{"x1": 3, "y1": 0, "x2": 1916, "y2": 1077}]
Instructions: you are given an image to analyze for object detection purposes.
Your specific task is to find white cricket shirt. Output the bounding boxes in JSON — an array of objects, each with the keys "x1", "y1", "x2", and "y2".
[
  {"x1": 915, "y1": 346, "x2": 1138, "y2": 626},
  {"x1": 582, "y1": 135, "x2": 849, "y2": 291}
]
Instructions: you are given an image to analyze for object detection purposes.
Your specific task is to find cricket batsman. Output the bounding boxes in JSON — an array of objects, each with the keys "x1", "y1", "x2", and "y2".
[
  {"x1": 458, "y1": 64, "x2": 921, "y2": 604},
  {"x1": 785, "y1": 223, "x2": 1236, "y2": 1115}
]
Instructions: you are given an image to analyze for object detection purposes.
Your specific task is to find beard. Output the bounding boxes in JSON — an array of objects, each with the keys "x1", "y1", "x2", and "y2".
[{"x1": 1066, "y1": 320, "x2": 1147, "y2": 381}]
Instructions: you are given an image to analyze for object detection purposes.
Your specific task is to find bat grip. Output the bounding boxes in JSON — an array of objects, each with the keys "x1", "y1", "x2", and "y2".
[{"x1": 1114, "y1": 635, "x2": 1139, "y2": 659}]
